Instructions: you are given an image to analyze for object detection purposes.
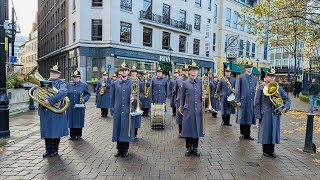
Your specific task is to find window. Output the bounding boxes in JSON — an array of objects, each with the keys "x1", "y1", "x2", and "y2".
[
  {"x1": 92, "y1": 19, "x2": 102, "y2": 41},
  {"x1": 179, "y1": 9, "x2": 186, "y2": 28},
  {"x1": 276, "y1": 59, "x2": 281, "y2": 67},
  {"x1": 253, "y1": 20, "x2": 257, "y2": 35},
  {"x1": 194, "y1": 14, "x2": 201, "y2": 30},
  {"x1": 246, "y1": 41, "x2": 250, "y2": 57},
  {"x1": 120, "y1": 21, "x2": 131, "y2": 43},
  {"x1": 193, "y1": 39, "x2": 200, "y2": 55},
  {"x1": 240, "y1": 14, "x2": 245, "y2": 31},
  {"x1": 213, "y1": 4, "x2": 217, "y2": 23},
  {"x1": 247, "y1": 17, "x2": 251, "y2": 33},
  {"x1": 205, "y1": 19, "x2": 210, "y2": 38},
  {"x1": 143, "y1": 0, "x2": 152, "y2": 15},
  {"x1": 208, "y1": 0, "x2": 211, "y2": 11},
  {"x1": 163, "y1": 4, "x2": 171, "y2": 25},
  {"x1": 195, "y1": 0, "x2": 201, "y2": 7},
  {"x1": 121, "y1": 0, "x2": 132, "y2": 11},
  {"x1": 143, "y1": 27, "x2": 152, "y2": 47},
  {"x1": 252, "y1": 43, "x2": 256, "y2": 58},
  {"x1": 72, "y1": 22, "x2": 76, "y2": 42},
  {"x1": 283, "y1": 59, "x2": 288, "y2": 66},
  {"x1": 162, "y1": 32, "x2": 170, "y2": 50},
  {"x1": 212, "y1": 33, "x2": 216, "y2": 51},
  {"x1": 73, "y1": 0, "x2": 76, "y2": 10},
  {"x1": 179, "y1": 35, "x2": 187, "y2": 53},
  {"x1": 225, "y1": 8, "x2": 231, "y2": 27},
  {"x1": 239, "y1": 39, "x2": 244, "y2": 57},
  {"x1": 224, "y1": 35, "x2": 227, "y2": 52},
  {"x1": 233, "y1": 11, "x2": 238, "y2": 29},
  {"x1": 92, "y1": 0, "x2": 102, "y2": 7}
]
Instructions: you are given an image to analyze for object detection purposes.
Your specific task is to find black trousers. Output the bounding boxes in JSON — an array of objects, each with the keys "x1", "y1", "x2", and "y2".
[
  {"x1": 186, "y1": 138, "x2": 199, "y2": 149},
  {"x1": 172, "y1": 107, "x2": 176, "y2": 115},
  {"x1": 240, "y1": 125, "x2": 251, "y2": 138},
  {"x1": 117, "y1": 142, "x2": 129, "y2": 152},
  {"x1": 70, "y1": 128, "x2": 82, "y2": 138},
  {"x1": 101, "y1": 108, "x2": 109, "y2": 116},
  {"x1": 135, "y1": 128, "x2": 138, "y2": 137},
  {"x1": 222, "y1": 115, "x2": 231, "y2": 124},
  {"x1": 178, "y1": 124, "x2": 182, "y2": 134},
  {"x1": 142, "y1": 108, "x2": 149, "y2": 116},
  {"x1": 93, "y1": 84, "x2": 97, "y2": 92},
  {"x1": 263, "y1": 144, "x2": 275, "y2": 154},
  {"x1": 44, "y1": 138, "x2": 60, "y2": 154},
  {"x1": 212, "y1": 112, "x2": 217, "y2": 117}
]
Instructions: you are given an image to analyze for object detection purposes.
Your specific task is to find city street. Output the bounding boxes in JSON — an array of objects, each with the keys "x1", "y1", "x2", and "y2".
[{"x1": 0, "y1": 95, "x2": 319, "y2": 180}]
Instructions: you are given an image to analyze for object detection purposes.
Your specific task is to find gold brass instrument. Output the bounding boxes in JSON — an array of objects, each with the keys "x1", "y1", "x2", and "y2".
[
  {"x1": 202, "y1": 75, "x2": 214, "y2": 112},
  {"x1": 99, "y1": 78, "x2": 106, "y2": 95},
  {"x1": 263, "y1": 82, "x2": 284, "y2": 114},
  {"x1": 144, "y1": 77, "x2": 150, "y2": 98},
  {"x1": 79, "y1": 92, "x2": 84, "y2": 104},
  {"x1": 224, "y1": 76, "x2": 238, "y2": 108},
  {"x1": 213, "y1": 81, "x2": 219, "y2": 98},
  {"x1": 16, "y1": 66, "x2": 70, "y2": 113}
]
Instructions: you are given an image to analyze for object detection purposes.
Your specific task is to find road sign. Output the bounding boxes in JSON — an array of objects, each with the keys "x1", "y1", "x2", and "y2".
[
  {"x1": 107, "y1": 64, "x2": 112, "y2": 70},
  {"x1": 10, "y1": 56, "x2": 17, "y2": 63},
  {"x1": 226, "y1": 35, "x2": 239, "y2": 58}
]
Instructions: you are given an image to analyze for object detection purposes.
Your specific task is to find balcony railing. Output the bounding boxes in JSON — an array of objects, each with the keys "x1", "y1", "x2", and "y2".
[{"x1": 139, "y1": 10, "x2": 192, "y2": 33}]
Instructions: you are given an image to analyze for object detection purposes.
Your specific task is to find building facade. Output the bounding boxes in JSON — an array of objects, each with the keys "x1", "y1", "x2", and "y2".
[{"x1": 38, "y1": 0, "x2": 68, "y2": 78}]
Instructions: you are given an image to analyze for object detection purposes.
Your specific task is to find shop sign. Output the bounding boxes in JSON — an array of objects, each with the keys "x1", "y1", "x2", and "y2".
[{"x1": 159, "y1": 56, "x2": 171, "y2": 63}]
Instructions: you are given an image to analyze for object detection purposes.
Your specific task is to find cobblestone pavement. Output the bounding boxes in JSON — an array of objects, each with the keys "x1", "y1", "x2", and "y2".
[{"x1": 0, "y1": 97, "x2": 319, "y2": 180}]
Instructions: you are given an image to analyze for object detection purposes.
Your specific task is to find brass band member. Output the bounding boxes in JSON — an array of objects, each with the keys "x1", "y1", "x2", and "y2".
[
  {"x1": 140, "y1": 71, "x2": 151, "y2": 116},
  {"x1": 96, "y1": 71, "x2": 111, "y2": 117},
  {"x1": 41, "y1": 64, "x2": 68, "y2": 157},
  {"x1": 254, "y1": 68, "x2": 291, "y2": 158},
  {"x1": 130, "y1": 65, "x2": 141, "y2": 138},
  {"x1": 67, "y1": 70, "x2": 91, "y2": 140},
  {"x1": 235, "y1": 61, "x2": 257, "y2": 140},
  {"x1": 210, "y1": 75, "x2": 220, "y2": 118},
  {"x1": 169, "y1": 70, "x2": 179, "y2": 116}
]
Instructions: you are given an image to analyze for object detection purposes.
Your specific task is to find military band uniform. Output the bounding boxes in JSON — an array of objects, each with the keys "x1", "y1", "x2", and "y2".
[
  {"x1": 111, "y1": 76, "x2": 136, "y2": 157},
  {"x1": 130, "y1": 66, "x2": 141, "y2": 138},
  {"x1": 210, "y1": 79, "x2": 221, "y2": 118},
  {"x1": 96, "y1": 74, "x2": 111, "y2": 117},
  {"x1": 180, "y1": 62, "x2": 204, "y2": 156},
  {"x1": 150, "y1": 76, "x2": 168, "y2": 104},
  {"x1": 67, "y1": 70, "x2": 91, "y2": 140},
  {"x1": 254, "y1": 69, "x2": 291, "y2": 157},
  {"x1": 40, "y1": 65, "x2": 69, "y2": 157},
  {"x1": 140, "y1": 78, "x2": 151, "y2": 116},
  {"x1": 235, "y1": 67, "x2": 258, "y2": 140},
  {"x1": 217, "y1": 73, "x2": 236, "y2": 125}
]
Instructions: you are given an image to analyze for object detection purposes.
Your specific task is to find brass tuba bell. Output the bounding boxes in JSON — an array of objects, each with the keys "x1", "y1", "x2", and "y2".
[
  {"x1": 16, "y1": 66, "x2": 70, "y2": 113},
  {"x1": 263, "y1": 82, "x2": 284, "y2": 114}
]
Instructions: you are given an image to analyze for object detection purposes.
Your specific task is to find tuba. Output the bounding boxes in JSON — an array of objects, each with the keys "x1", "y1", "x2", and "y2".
[
  {"x1": 16, "y1": 66, "x2": 70, "y2": 113},
  {"x1": 263, "y1": 82, "x2": 284, "y2": 114},
  {"x1": 99, "y1": 78, "x2": 106, "y2": 95}
]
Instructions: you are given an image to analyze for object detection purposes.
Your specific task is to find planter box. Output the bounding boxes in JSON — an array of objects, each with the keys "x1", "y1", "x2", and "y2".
[{"x1": 8, "y1": 88, "x2": 38, "y2": 115}]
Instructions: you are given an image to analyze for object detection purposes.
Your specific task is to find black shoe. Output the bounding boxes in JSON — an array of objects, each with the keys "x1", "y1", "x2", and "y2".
[
  {"x1": 121, "y1": 151, "x2": 129, "y2": 157},
  {"x1": 114, "y1": 151, "x2": 122, "y2": 157},
  {"x1": 69, "y1": 137, "x2": 75, "y2": 140},
  {"x1": 263, "y1": 152, "x2": 276, "y2": 158},
  {"x1": 178, "y1": 134, "x2": 182, "y2": 138},
  {"x1": 193, "y1": 148, "x2": 200, "y2": 157},
  {"x1": 223, "y1": 124, "x2": 232, "y2": 126},
  {"x1": 185, "y1": 148, "x2": 192, "y2": 156},
  {"x1": 76, "y1": 136, "x2": 82, "y2": 140},
  {"x1": 50, "y1": 152, "x2": 58, "y2": 157},
  {"x1": 239, "y1": 135, "x2": 244, "y2": 140},
  {"x1": 245, "y1": 136, "x2": 254, "y2": 140},
  {"x1": 43, "y1": 152, "x2": 50, "y2": 158}
]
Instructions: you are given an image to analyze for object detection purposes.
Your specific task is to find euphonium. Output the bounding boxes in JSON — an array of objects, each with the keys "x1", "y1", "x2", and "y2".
[
  {"x1": 15, "y1": 66, "x2": 70, "y2": 113},
  {"x1": 99, "y1": 78, "x2": 106, "y2": 95},
  {"x1": 202, "y1": 75, "x2": 214, "y2": 112},
  {"x1": 263, "y1": 82, "x2": 284, "y2": 114}
]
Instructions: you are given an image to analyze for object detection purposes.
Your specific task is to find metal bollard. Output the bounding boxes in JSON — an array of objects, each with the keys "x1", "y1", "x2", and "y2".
[{"x1": 303, "y1": 112, "x2": 317, "y2": 153}]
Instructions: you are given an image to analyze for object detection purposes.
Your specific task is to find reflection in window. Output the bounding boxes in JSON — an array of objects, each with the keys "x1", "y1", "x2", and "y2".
[
  {"x1": 162, "y1": 31, "x2": 171, "y2": 50},
  {"x1": 194, "y1": 14, "x2": 201, "y2": 30},
  {"x1": 143, "y1": 27, "x2": 152, "y2": 47},
  {"x1": 120, "y1": 21, "x2": 132, "y2": 43},
  {"x1": 121, "y1": 0, "x2": 132, "y2": 11},
  {"x1": 86, "y1": 57, "x2": 106, "y2": 81},
  {"x1": 179, "y1": 35, "x2": 187, "y2": 53},
  {"x1": 193, "y1": 39, "x2": 200, "y2": 55}
]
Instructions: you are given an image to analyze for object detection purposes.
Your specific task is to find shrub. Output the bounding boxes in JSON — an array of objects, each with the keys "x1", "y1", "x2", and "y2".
[
  {"x1": 299, "y1": 94, "x2": 320, "y2": 105},
  {"x1": 6, "y1": 73, "x2": 23, "y2": 89}
]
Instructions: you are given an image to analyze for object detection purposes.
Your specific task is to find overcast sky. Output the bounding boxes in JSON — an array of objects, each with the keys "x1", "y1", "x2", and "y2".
[{"x1": 9, "y1": 0, "x2": 38, "y2": 37}]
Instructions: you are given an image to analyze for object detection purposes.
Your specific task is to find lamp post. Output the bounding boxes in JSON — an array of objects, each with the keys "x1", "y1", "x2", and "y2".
[
  {"x1": 168, "y1": 47, "x2": 173, "y2": 76},
  {"x1": 0, "y1": 0, "x2": 10, "y2": 139}
]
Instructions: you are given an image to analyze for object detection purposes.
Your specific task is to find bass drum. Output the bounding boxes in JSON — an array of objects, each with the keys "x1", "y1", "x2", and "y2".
[
  {"x1": 150, "y1": 103, "x2": 165, "y2": 129},
  {"x1": 227, "y1": 93, "x2": 238, "y2": 108}
]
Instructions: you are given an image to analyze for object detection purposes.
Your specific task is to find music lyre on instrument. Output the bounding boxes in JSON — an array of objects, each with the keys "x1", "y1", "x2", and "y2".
[{"x1": 263, "y1": 82, "x2": 284, "y2": 114}]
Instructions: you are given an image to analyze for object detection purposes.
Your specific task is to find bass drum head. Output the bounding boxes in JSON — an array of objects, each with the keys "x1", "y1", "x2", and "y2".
[{"x1": 227, "y1": 93, "x2": 235, "y2": 102}]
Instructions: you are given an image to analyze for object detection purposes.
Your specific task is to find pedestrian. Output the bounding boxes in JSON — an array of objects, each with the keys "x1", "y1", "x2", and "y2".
[
  {"x1": 40, "y1": 64, "x2": 69, "y2": 157},
  {"x1": 170, "y1": 69, "x2": 179, "y2": 116},
  {"x1": 254, "y1": 68, "x2": 291, "y2": 158},
  {"x1": 91, "y1": 75, "x2": 99, "y2": 92},
  {"x1": 130, "y1": 65, "x2": 142, "y2": 139},
  {"x1": 235, "y1": 61, "x2": 257, "y2": 140},
  {"x1": 210, "y1": 75, "x2": 220, "y2": 118},
  {"x1": 111, "y1": 61, "x2": 136, "y2": 157},
  {"x1": 293, "y1": 79, "x2": 302, "y2": 98},
  {"x1": 308, "y1": 78, "x2": 320, "y2": 112},
  {"x1": 180, "y1": 61, "x2": 204, "y2": 157},
  {"x1": 96, "y1": 71, "x2": 111, "y2": 117},
  {"x1": 175, "y1": 65, "x2": 189, "y2": 138},
  {"x1": 140, "y1": 71, "x2": 151, "y2": 116},
  {"x1": 150, "y1": 66, "x2": 168, "y2": 104},
  {"x1": 67, "y1": 69, "x2": 91, "y2": 140},
  {"x1": 217, "y1": 66, "x2": 236, "y2": 126}
]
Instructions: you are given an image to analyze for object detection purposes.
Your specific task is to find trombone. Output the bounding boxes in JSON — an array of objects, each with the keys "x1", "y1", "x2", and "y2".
[
  {"x1": 128, "y1": 77, "x2": 143, "y2": 137},
  {"x1": 201, "y1": 75, "x2": 214, "y2": 135}
]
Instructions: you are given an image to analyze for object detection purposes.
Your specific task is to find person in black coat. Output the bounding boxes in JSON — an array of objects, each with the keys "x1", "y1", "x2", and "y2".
[{"x1": 293, "y1": 79, "x2": 302, "y2": 98}]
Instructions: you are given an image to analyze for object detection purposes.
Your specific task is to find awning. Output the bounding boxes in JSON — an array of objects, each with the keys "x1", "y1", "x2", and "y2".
[
  {"x1": 261, "y1": 67, "x2": 269, "y2": 73},
  {"x1": 224, "y1": 62, "x2": 261, "y2": 75}
]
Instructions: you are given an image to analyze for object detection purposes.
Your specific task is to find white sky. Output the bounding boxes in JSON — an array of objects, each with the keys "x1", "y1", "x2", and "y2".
[{"x1": 9, "y1": 0, "x2": 38, "y2": 37}]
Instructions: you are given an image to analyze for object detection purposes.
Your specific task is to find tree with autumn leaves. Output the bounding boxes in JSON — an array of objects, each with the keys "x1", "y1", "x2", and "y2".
[{"x1": 242, "y1": 0, "x2": 320, "y2": 82}]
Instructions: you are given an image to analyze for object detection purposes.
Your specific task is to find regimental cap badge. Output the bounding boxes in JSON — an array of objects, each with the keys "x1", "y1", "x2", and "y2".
[
  {"x1": 267, "y1": 68, "x2": 276, "y2": 75},
  {"x1": 121, "y1": 61, "x2": 127, "y2": 68},
  {"x1": 248, "y1": 61, "x2": 252, "y2": 65},
  {"x1": 174, "y1": 69, "x2": 179, "y2": 73},
  {"x1": 245, "y1": 60, "x2": 254, "y2": 68},
  {"x1": 191, "y1": 60, "x2": 197, "y2": 67},
  {"x1": 158, "y1": 66, "x2": 162, "y2": 70},
  {"x1": 143, "y1": 70, "x2": 147, "y2": 74},
  {"x1": 103, "y1": 71, "x2": 107, "y2": 75},
  {"x1": 225, "y1": 66, "x2": 231, "y2": 72},
  {"x1": 52, "y1": 64, "x2": 58, "y2": 71},
  {"x1": 73, "y1": 70, "x2": 79, "y2": 75},
  {"x1": 189, "y1": 60, "x2": 199, "y2": 70},
  {"x1": 182, "y1": 64, "x2": 189, "y2": 71},
  {"x1": 132, "y1": 65, "x2": 137, "y2": 70},
  {"x1": 113, "y1": 73, "x2": 117, "y2": 77}
]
